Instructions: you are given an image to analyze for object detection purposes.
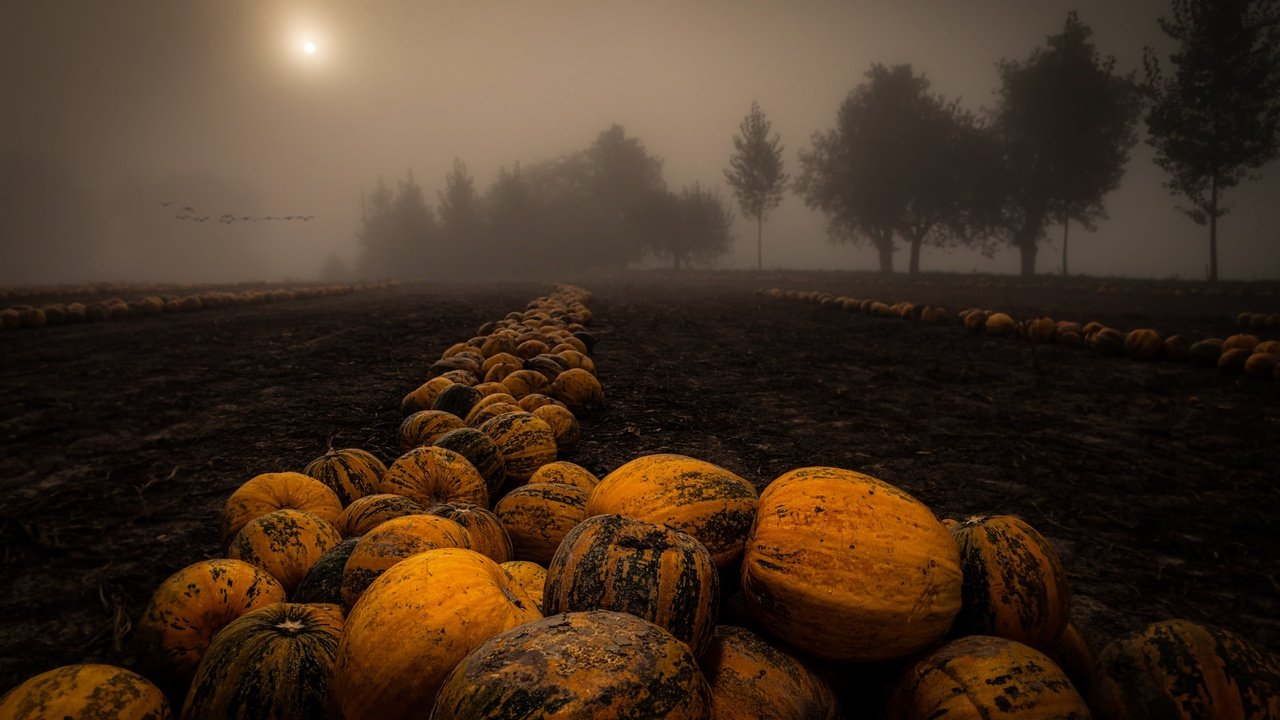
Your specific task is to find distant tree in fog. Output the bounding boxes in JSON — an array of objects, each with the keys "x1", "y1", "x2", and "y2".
[
  {"x1": 1144, "y1": 0, "x2": 1280, "y2": 283},
  {"x1": 796, "y1": 64, "x2": 988, "y2": 274},
  {"x1": 724, "y1": 101, "x2": 788, "y2": 271},
  {"x1": 356, "y1": 171, "x2": 438, "y2": 279},
  {"x1": 438, "y1": 157, "x2": 481, "y2": 246},
  {"x1": 637, "y1": 183, "x2": 735, "y2": 269},
  {"x1": 586, "y1": 124, "x2": 667, "y2": 267},
  {"x1": 991, "y1": 12, "x2": 1142, "y2": 277},
  {"x1": 319, "y1": 250, "x2": 355, "y2": 282}
]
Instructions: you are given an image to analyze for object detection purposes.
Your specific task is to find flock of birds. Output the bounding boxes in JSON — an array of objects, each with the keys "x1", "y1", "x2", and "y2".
[{"x1": 159, "y1": 201, "x2": 315, "y2": 224}]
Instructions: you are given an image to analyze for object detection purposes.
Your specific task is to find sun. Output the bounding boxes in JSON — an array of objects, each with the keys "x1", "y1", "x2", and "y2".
[{"x1": 303, "y1": 41, "x2": 317, "y2": 55}]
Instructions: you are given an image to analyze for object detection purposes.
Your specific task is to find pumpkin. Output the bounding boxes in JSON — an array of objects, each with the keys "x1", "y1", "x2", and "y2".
[
  {"x1": 528, "y1": 461, "x2": 599, "y2": 492},
  {"x1": 400, "y1": 377, "x2": 453, "y2": 415},
  {"x1": 532, "y1": 403, "x2": 581, "y2": 454},
  {"x1": 134, "y1": 559, "x2": 287, "y2": 691},
  {"x1": 985, "y1": 312, "x2": 1016, "y2": 335},
  {"x1": 426, "y1": 502, "x2": 513, "y2": 563},
  {"x1": 472, "y1": 381, "x2": 509, "y2": 397},
  {"x1": 494, "y1": 482, "x2": 589, "y2": 565},
  {"x1": 1244, "y1": 351, "x2": 1279, "y2": 379},
  {"x1": 228, "y1": 509, "x2": 343, "y2": 595},
  {"x1": 465, "y1": 401, "x2": 524, "y2": 429},
  {"x1": 517, "y1": 392, "x2": 565, "y2": 413},
  {"x1": 333, "y1": 548, "x2": 541, "y2": 720},
  {"x1": 431, "y1": 427, "x2": 506, "y2": 499},
  {"x1": 1222, "y1": 333, "x2": 1261, "y2": 353},
  {"x1": 481, "y1": 352, "x2": 522, "y2": 377},
  {"x1": 341, "y1": 514, "x2": 472, "y2": 607},
  {"x1": 0, "y1": 308, "x2": 19, "y2": 330},
  {"x1": 1026, "y1": 317, "x2": 1056, "y2": 343},
  {"x1": 1047, "y1": 622, "x2": 1096, "y2": 697},
  {"x1": 950, "y1": 514, "x2": 1071, "y2": 649},
  {"x1": 0, "y1": 664, "x2": 172, "y2": 720},
  {"x1": 479, "y1": 334, "x2": 519, "y2": 358},
  {"x1": 378, "y1": 445, "x2": 489, "y2": 508},
  {"x1": 396, "y1": 410, "x2": 467, "y2": 452},
  {"x1": 523, "y1": 355, "x2": 568, "y2": 384},
  {"x1": 1162, "y1": 335, "x2": 1191, "y2": 363},
  {"x1": 1124, "y1": 329, "x2": 1163, "y2": 361},
  {"x1": 432, "y1": 382, "x2": 483, "y2": 418},
  {"x1": 479, "y1": 411, "x2": 558, "y2": 482},
  {"x1": 500, "y1": 560, "x2": 547, "y2": 612},
  {"x1": 550, "y1": 368, "x2": 605, "y2": 413},
  {"x1": 1254, "y1": 340, "x2": 1280, "y2": 356},
  {"x1": 335, "y1": 494, "x2": 425, "y2": 537},
  {"x1": 1090, "y1": 327, "x2": 1125, "y2": 356},
  {"x1": 1189, "y1": 338, "x2": 1224, "y2": 367},
  {"x1": 1090, "y1": 618, "x2": 1280, "y2": 719},
  {"x1": 741, "y1": 466, "x2": 961, "y2": 662},
  {"x1": 431, "y1": 610, "x2": 713, "y2": 720},
  {"x1": 702, "y1": 625, "x2": 839, "y2": 720},
  {"x1": 464, "y1": 392, "x2": 520, "y2": 422},
  {"x1": 429, "y1": 357, "x2": 480, "y2": 379},
  {"x1": 587, "y1": 453, "x2": 757, "y2": 570},
  {"x1": 1057, "y1": 320, "x2": 1083, "y2": 336},
  {"x1": 544, "y1": 514, "x2": 719, "y2": 657},
  {"x1": 293, "y1": 537, "x2": 360, "y2": 604},
  {"x1": 1219, "y1": 347, "x2": 1251, "y2": 373},
  {"x1": 500, "y1": 368, "x2": 551, "y2": 399},
  {"x1": 181, "y1": 603, "x2": 343, "y2": 720},
  {"x1": 437, "y1": 369, "x2": 478, "y2": 386},
  {"x1": 482, "y1": 361, "x2": 522, "y2": 384},
  {"x1": 303, "y1": 447, "x2": 386, "y2": 506},
  {"x1": 220, "y1": 471, "x2": 342, "y2": 549},
  {"x1": 888, "y1": 635, "x2": 1089, "y2": 718}
]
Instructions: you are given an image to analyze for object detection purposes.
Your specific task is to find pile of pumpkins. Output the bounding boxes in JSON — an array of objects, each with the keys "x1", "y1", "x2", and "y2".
[
  {"x1": 766, "y1": 287, "x2": 1280, "y2": 383},
  {"x1": 6, "y1": 286, "x2": 1280, "y2": 719},
  {"x1": 0, "y1": 283, "x2": 374, "y2": 332}
]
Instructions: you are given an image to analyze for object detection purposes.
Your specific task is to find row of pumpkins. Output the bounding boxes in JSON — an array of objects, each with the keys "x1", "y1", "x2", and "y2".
[
  {"x1": 767, "y1": 288, "x2": 1280, "y2": 382},
  {"x1": 0, "y1": 283, "x2": 381, "y2": 331},
  {"x1": 5, "y1": 287, "x2": 1280, "y2": 719},
  {"x1": 815, "y1": 274, "x2": 1280, "y2": 300}
]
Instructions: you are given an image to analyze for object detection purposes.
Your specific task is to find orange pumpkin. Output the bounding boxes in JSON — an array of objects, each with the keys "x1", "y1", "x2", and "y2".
[
  {"x1": 228, "y1": 509, "x2": 343, "y2": 595},
  {"x1": 303, "y1": 447, "x2": 386, "y2": 507},
  {"x1": 426, "y1": 502, "x2": 513, "y2": 563},
  {"x1": 340, "y1": 514, "x2": 472, "y2": 607},
  {"x1": 134, "y1": 559, "x2": 287, "y2": 692},
  {"x1": 888, "y1": 635, "x2": 1089, "y2": 718},
  {"x1": 333, "y1": 548, "x2": 542, "y2": 720},
  {"x1": 500, "y1": 560, "x2": 547, "y2": 612},
  {"x1": 527, "y1": 461, "x2": 599, "y2": 492},
  {"x1": 1124, "y1": 329, "x2": 1163, "y2": 361},
  {"x1": 0, "y1": 664, "x2": 172, "y2": 720},
  {"x1": 220, "y1": 471, "x2": 342, "y2": 549},
  {"x1": 378, "y1": 445, "x2": 488, "y2": 508},
  {"x1": 1244, "y1": 351, "x2": 1279, "y2": 379},
  {"x1": 1047, "y1": 622, "x2": 1096, "y2": 697},
  {"x1": 399, "y1": 377, "x2": 453, "y2": 415},
  {"x1": 335, "y1": 494, "x2": 425, "y2": 537},
  {"x1": 396, "y1": 410, "x2": 467, "y2": 452},
  {"x1": 532, "y1": 403, "x2": 581, "y2": 454},
  {"x1": 500, "y1": 368, "x2": 551, "y2": 400},
  {"x1": 550, "y1": 368, "x2": 605, "y2": 413},
  {"x1": 1162, "y1": 335, "x2": 1191, "y2": 363},
  {"x1": 1090, "y1": 618, "x2": 1280, "y2": 719},
  {"x1": 741, "y1": 466, "x2": 961, "y2": 662},
  {"x1": 586, "y1": 454, "x2": 757, "y2": 570},
  {"x1": 702, "y1": 625, "x2": 839, "y2": 720},
  {"x1": 494, "y1": 482, "x2": 588, "y2": 565},
  {"x1": 479, "y1": 411, "x2": 558, "y2": 482},
  {"x1": 431, "y1": 610, "x2": 713, "y2": 720},
  {"x1": 1222, "y1": 333, "x2": 1260, "y2": 353},
  {"x1": 985, "y1": 312, "x2": 1016, "y2": 336}
]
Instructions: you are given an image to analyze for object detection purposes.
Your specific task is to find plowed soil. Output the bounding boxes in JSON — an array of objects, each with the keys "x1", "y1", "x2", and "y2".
[{"x1": 2, "y1": 270, "x2": 1278, "y2": 703}]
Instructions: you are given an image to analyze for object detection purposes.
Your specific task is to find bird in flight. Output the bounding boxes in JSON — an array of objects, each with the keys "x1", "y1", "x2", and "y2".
[
  {"x1": 160, "y1": 201, "x2": 172, "y2": 207},
  {"x1": 182, "y1": 206, "x2": 195, "y2": 213}
]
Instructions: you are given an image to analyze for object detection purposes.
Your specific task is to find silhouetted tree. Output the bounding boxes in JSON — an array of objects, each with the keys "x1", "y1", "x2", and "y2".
[
  {"x1": 725, "y1": 101, "x2": 788, "y2": 270},
  {"x1": 357, "y1": 171, "x2": 437, "y2": 278},
  {"x1": 638, "y1": 184, "x2": 735, "y2": 269},
  {"x1": 319, "y1": 250, "x2": 354, "y2": 281},
  {"x1": 796, "y1": 64, "x2": 988, "y2": 273},
  {"x1": 1144, "y1": 0, "x2": 1280, "y2": 282},
  {"x1": 991, "y1": 12, "x2": 1142, "y2": 276},
  {"x1": 587, "y1": 124, "x2": 666, "y2": 267},
  {"x1": 438, "y1": 157, "x2": 480, "y2": 246}
]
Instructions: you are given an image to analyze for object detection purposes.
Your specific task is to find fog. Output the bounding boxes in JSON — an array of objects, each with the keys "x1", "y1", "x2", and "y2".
[{"x1": 3, "y1": 0, "x2": 1277, "y2": 285}]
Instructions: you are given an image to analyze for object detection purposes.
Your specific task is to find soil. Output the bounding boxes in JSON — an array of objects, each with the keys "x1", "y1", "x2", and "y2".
[{"x1": 2, "y1": 269, "x2": 1278, "y2": 702}]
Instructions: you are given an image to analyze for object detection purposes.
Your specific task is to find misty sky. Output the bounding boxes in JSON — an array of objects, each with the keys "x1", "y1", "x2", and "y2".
[{"x1": 3, "y1": 0, "x2": 1277, "y2": 284}]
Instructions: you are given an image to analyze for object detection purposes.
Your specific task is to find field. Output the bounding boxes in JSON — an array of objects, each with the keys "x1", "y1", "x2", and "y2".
[{"x1": 1, "y1": 269, "x2": 1278, "y2": 703}]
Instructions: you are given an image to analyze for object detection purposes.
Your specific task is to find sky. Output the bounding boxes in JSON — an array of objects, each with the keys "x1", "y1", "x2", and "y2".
[{"x1": 2, "y1": 0, "x2": 1277, "y2": 284}]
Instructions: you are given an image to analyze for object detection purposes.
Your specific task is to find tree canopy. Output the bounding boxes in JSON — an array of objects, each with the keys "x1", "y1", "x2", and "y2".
[
  {"x1": 1144, "y1": 0, "x2": 1280, "y2": 282},
  {"x1": 637, "y1": 183, "x2": 736, "y2": 269},
  {"x1": 725, "y1": 101, "x2": 788, "y2": 270}
]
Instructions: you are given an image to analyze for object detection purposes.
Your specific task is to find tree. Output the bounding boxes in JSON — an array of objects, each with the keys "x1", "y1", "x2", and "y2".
[
  {"x1": 586, "y1": 124, "x2": 667, "y2": 267},
  {"x1": 796, "y1": 64, "x2": 988, "y2": 274},
  {"x1": 991, "y1": 12, "x2": 1143, "y2": 276},
  {"x1": 724, "y1": 101, "x2": 788, "y2": 271},
  {"x1": 438, "y1": 157, "x2": 480, "y2": 245},
  {"x1": 1144, "y1": 0, "x2": 1280, "y2": 282},
  {"x1": 356, "y1": 171, "x2": 437, "y2": 279},
  {"x1": 638, "y1": 184, "x2": 736, "y2": 269}
]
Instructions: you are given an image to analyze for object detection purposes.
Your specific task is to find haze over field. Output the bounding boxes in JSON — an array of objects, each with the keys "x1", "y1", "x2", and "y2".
[{"x1": 3, "y1": 0, "x2": 1277, "y2": 285}]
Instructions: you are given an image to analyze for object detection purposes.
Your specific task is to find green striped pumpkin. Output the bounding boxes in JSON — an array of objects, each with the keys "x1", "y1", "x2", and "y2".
[
  {"x1": 335, "y1": 494, "x2": 425, "y2": 538},
  {"x1": 432, "y1": 610, "x2": 713, "y2": 720},
  {"x1": 493, "y1": 482, "x2": 587, "y2": 565},
  {"x1": 1090, "y1": 619, "x2": 1280, "y2": 719},
  {"x1": 397, "y1": 411, "x2": 467, "y2": 452},
  {"x1": 432, "y1": 383, "x2": 484, "y2": 419},
  {"x1": 702, "y1": 625, "x2": 839, "y2": 720},
  {"x1": 544, "y1": 514, "x2": 719, "y2": 658},
  {"x1": 340, "y1": 514, "x2": 472, "y2": 608},
  {"x1": 181, "y1": 603, "x2": 343, "y2": 720},
  {"x1": 950, "y1": 514, "x2": 1070, "y2": 649},
  {"x1": 378, "y1": 446, "x2": 489, "y2": 509},
  {"x1": 431, "y1": 428, "x2": 506, "y2": 500},
  {"x1": 303, "y1": 448, "x2": 386, "y2": 506},
  {"x1": 228, "y1": 509, "x2": 343, "y2": 595},
  {"x1": 479, "y1": 411, "x2": 558, "y2": 483},
  {"x1": 292, "y1": 537, "x2": 360, "y2": 604},
  {"x1": 426, "y1": 502, "x2": 513, "y2": 564},
  {"x1": 0, "y1": 664, "x2": 172, "y2": 720}
]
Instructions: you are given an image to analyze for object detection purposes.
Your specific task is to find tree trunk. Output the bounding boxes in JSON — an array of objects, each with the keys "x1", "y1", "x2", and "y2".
[
  {"x1": 757, "y1": 215, "x2": 763, "y2": 272},
  {"x1": 1061, "y1": 213, "x2": 1069, "y2": 276},
  {"x1": 1209, "y1": 174, "x2": 1219, "y2": 283},
  {"x1": 876, "y1": 236, "x2": 895, "y2": 274},
  {"x1": 1019, "y1": 239, "x2": 1038, "y2": 277},
  {"x1": 908, "y1": 235, "x2": 922, "y2": 274}
]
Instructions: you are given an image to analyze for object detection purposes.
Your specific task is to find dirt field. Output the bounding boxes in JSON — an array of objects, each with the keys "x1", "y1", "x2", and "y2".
[{"x1": 2, "y1": 270, "x2": 1278, "y2": 702}]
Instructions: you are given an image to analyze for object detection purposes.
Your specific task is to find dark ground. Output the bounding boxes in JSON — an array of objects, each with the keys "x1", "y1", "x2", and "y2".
[{"x1": 2, "y1": 269, "x2": 1278, "y2": 698}]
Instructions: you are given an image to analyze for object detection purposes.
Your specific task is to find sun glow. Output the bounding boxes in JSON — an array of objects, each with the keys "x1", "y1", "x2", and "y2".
[{"x1": 303, "y1": 41, "x2": 317, "y2": 55}]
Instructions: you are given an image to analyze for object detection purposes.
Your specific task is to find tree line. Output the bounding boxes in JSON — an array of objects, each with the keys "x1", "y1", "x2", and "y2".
[{"x1": 353, "y1": 1, "x2": 1278, "y2": 282}]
